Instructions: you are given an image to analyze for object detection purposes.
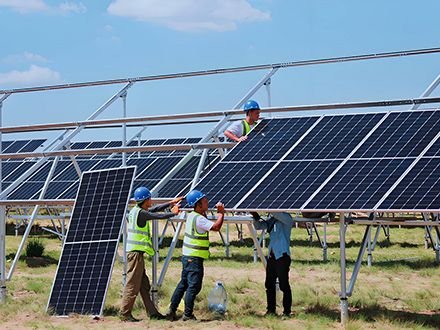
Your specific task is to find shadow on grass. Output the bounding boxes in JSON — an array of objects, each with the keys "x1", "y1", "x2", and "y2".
[
  {"x1": 305, "y1": 303, "x2": 440, "y2": 328},
  {"x1": 371, "y1": 259, "x2": 440, "y2": 270},
  {"x1": 7, "y1": 252, "x2": 58, "y2": 267}
]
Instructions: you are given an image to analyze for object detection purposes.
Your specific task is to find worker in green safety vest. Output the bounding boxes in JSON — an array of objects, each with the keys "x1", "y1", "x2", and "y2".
[
  {"x1": 120, "y1": 186, "x2": 182, "y2": 322},
  {"x1": 166, "y1": 189, "x2": 225, "y2": 321},
  {"x1": 224, "y1": 99, "x2": 261, "y2": 142}
]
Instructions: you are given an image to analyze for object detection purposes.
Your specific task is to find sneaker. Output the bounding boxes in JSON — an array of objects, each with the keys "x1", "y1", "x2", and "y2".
[
  {"x1": 165, "y1": 310, "x2": 178, "y2": 321},
  {"x1": 120, "y1": 314, "x2": 141, "y2": 322},
  {"x1": 282, "y1": 312, "x2": 292, "y2": 319},
  {"x1": 182, "y1": 314, "x2": 197, "y2": 321},
  {"x1": 264, "y1": 311, "x2": 277, "y2": 317},
  {"x1": 150, "y1": 313, "x2": 166, "y2": 320}
]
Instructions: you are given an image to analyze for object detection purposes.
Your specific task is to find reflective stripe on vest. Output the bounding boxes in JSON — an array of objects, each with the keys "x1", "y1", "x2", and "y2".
[
  {"x1": 242, "y1": 120, "x2": 251, "y2": 136},
  {"x1": 126, "y1": 206, "x2": 154, "y2": 256},
  {"x1": 182, "y1": 211, "x2": 210, "y2": 259}
]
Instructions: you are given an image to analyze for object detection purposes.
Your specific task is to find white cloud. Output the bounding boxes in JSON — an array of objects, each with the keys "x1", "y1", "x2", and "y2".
[
  {"x1": 2, "y1": 52, "x2": 48, "y2": 64},
  {"x1": 59, "y1": 1, "x2": 86, "y2": 14},
  {"x1": 0, "y1": 0, "x2": 49, "y2": 13},
  {"x1": 0, "y1": 65, "x2": 61, "y2": 86},
  {"x1": 0, "y1": 0, "x2": 86, "y2": 14},
  {"x1": 107, "y1": 0, "x2": 271, "y2": 32}
]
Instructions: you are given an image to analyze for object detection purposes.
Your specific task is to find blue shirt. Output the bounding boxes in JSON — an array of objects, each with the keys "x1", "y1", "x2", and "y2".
[{"x1": 253, "y1": 212, "x2": 293, "y2": 260}]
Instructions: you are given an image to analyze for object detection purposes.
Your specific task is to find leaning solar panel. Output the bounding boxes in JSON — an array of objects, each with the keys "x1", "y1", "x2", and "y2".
[{"x1": 47, "y1": 167, "x2": 135, "y2": 316}]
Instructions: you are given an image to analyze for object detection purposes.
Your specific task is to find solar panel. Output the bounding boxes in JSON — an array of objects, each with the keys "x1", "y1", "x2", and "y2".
[
  {"x1": 47, "y1": 166, "x2": 135, "y2": 316},
  {"x1": 352, "y1": 111, "x2": 440, "y2": 158},
  {"x1": 305, "y1": 159, "x2": 413, "y2": 210},
  {"x1": 193, "y1": 109, "x2": 440, "y2": 212},
  {"x1": 378, "y1": 157, "x2": 440, "y2": 210}
]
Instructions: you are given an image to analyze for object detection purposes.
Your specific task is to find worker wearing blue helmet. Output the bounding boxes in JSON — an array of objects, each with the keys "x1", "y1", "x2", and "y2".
[
  {"x1": 224, "y1": 99, "x2": 261, "y2": 142},
  {"x1": 166, "y1": 190, "x2": 224, "y2": 321},
  {"x1": 120, "y1": 186, "x2": 183, "y2": 322}
]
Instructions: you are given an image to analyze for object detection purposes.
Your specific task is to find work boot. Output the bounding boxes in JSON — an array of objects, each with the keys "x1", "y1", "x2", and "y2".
[
  {"x1": 150, "y1": 312, "x2": 166, "y2": 320},
  {"x1": 182, "y1": 314, "x2": 197, "y2": 321},
  {"x1": 165, "y1": 309, "x2": 178, "y2": 321}
]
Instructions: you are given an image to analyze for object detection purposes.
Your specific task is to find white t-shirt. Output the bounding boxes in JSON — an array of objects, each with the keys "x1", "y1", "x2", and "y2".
[
  {"x1": 195, "y1": 215, "x2": 214, "y2": 234},
  {"x1": 225, "y1": 120, "x2": 256, "y2": 138}
]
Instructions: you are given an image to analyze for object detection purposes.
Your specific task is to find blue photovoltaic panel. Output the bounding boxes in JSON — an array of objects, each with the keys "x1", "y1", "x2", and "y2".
[
  {"x1": 66, "y1": 167, "x2": 135, "y2": 243},
  {"x1": 48, "y1": 241, "x2": 116, "y2": 315},
  {"x1": 196, "y1": 162, "x2": 274, "y2": 207},
  {"x1": 8, "y1": 182, "x2": 45, "y2": 200},
  {"x1": 3, "y1": 161, "x2": 36, "y2": 182},
  {"x1": 304, "y1": 159, "x2": 413, "y2": 210},
  {"x1": 132, "y1": 179, "x2": 160, "y2": 192},
  {"x1": 48, "y1": 167, "x2": 135, "y2": 316},
  {"x1": 226, "y1": 117, "x2": 318, "y2": 162},
  {"x1": 379, "y1": 157, "x2": 440, "y2": 210},
  {"x1": 136, "y1": 157, "x2": 181, "y2": 179},
  {"x1": 240, "y1": 160, "x2": 341, "y2": 209},
  {"x1": 285, "y1": 113, "x2": 384, "y2": 160},
  {"x1": 425, "y1": 139, "x2": 440, "y2": 157},
  {"x1": 353, "y1": 110, "x2": 440, "y2": 158}
]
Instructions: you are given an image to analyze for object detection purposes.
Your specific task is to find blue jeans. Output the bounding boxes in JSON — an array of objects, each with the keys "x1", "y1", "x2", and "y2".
[{"x1": 169, "y1": 256, "x2": 204, "y2": 316}]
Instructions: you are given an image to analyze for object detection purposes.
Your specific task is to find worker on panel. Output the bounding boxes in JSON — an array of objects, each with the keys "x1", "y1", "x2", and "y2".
[
  {"x1": 120, "y1": 186, "x2": 182, "y2": 322},
  {"x1": 224, "y1": 99, "x2": 261, "y2": 142},
  {"x1": 251, "y1": 212, "x2": 293, "y2": 317},
  {"x1": 166, "y1": 190, "x2": 225, "y2": 321}
]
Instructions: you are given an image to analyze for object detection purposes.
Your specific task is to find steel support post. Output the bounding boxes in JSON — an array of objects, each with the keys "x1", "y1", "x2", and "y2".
[
  {"x1": 158, "y1": 217, "x2": 184, "y2": 287},
  {"x1": 411, "y1": 72, "x2": 440, "y2": 110},
  {"x1": 367, "y1": 225, "x2": 373, "y2": 267},
  {"x1": 151, "y1": 216, "x2": 159, "y2": 305},
  {"x1": 339, "y1": 214, "x2": 348, "y2": 325},
  {"x1": 121, "y1": 93, "x2": 127, "y2": 166},
  {"x1": 347, "y1": 226, "x2": 371, "y2": 296},
  {"x1": 122, "y1": 215, "x2": 127, "y2": 287},
  {"x1": 323, "y1": 222, "x2": 328, "y2": 262},
  {"x1": 225, "y1": 223, "x2": 230, "y2": 258},
  {"x1": 0, "y1": 206, "x2": 5, "y2": 303},
  {"x1": 248, "y1": 223, "x2": 266, "y2": 268}
]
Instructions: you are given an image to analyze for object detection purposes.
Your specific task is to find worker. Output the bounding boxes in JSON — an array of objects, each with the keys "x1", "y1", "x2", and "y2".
[
  {"x1": 120, "y1": 186, "x2": 182, "y2": 322},
  {"x1": 224, "y1": 99, "x2": 261, "y2": 142},
  {"x1": 251, "y1": 212, "x2": 293, "y2": 317},
  {"x1": 166, "y1": 190, "x2": 225, "y2": 321}
]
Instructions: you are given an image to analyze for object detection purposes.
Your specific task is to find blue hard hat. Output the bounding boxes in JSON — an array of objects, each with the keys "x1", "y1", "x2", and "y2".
[
  {"x1": 243, "y1": 100, "x2": 260, "y2": 112},
  {"x1": 186, "y1": 190, "x2": 206, "y2": 207},
  {"x1": 134, "y1": 186, "x2": 151, "y2": 202}
]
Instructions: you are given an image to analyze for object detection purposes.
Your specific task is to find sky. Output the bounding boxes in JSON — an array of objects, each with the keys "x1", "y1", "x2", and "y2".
[{"x1": 0, "y1": 0, "x2": 440, "y2": 143}]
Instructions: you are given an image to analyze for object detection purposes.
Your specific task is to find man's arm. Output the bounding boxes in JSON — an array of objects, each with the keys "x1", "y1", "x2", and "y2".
[
  {"x1": 251, "y1": 212, "x2": 269, "y2": 230},
  {"x1": 137, "y1": 204, "x2": 180, "y2": 228},
  {"x1": 224, "y1": 121, "x2": 248, "y2": 142},
  {"x1": 210, "y1": 202, "x2": 225, "y2": 232},
  {"x1": 149, "y1": 196, "x2": 183, "y2": 213}
]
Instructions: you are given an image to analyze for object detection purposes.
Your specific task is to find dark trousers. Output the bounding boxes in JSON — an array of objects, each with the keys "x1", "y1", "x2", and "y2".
[
  {"x1": 265, "y1": 253, "x2": 292, "y2": 315},
  {"x1": 169, "y1": 256, "x2": 204, "y2": 317}
]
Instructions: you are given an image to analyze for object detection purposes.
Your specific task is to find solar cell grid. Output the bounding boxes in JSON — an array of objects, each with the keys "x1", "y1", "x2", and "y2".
[
  {"x1": 353, "y1": 110, "x2": 440, "y2": 158},
  {"x1": 225, "y1": 117, "x2": 318, "y2": 162},
  {"x1": 48, "y1": 241, "x2": 116, "y2": 315},
  {"x1": 305, "y1": 158, "x2": 413, "y2": 210},
  {"x1": 196, "y1": 161, "x2": 275, "y2": 207},
  {"x1": 285, "y1": 113, "x2": 384, "y2": 160},
  {"x1": 239, "y1": 160, "x2": 341, "y2": 209},
  {"x1": 66, "y1": 168, "x2": 134, "y2": 243},
  {"x1": 48, "y1": 167, "x2": 135, "y2": 316},
  {"x1": 379, "y1": 157, "x2": 440, "y2": 210}
]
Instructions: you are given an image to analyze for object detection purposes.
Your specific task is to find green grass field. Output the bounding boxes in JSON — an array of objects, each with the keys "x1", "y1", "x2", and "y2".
[{"x1": 1, "y1": 222, "x2": 439, "y2": 329}]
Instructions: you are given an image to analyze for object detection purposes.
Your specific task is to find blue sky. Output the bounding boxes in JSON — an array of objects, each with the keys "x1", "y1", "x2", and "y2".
[{"x1": 1, "y1": 0, "x2": 440, "y2": 142}]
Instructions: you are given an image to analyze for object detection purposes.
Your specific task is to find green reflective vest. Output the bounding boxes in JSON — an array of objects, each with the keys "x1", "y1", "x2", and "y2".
[
  {"x1": 242, "y1": 120, "x2": 252, "y2": 136},
  {"x1": 126, "y1": 205, "x2": 154, "y2": 256},
  {"x1": 182, "y1": 211, "x2": 210, "y2": 259}
]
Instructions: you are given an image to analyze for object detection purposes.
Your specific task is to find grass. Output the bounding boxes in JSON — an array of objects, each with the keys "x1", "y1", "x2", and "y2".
[{"x1": 0, "y1": 223, "x2": 439, "y2": 329}]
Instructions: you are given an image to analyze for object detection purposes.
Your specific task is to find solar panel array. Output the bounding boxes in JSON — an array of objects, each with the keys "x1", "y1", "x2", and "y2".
[
  {"x1": 4, "y1": 138, "x2": 219, "y2": 199},
  {"x1": 194, "y1": 109, "x2": 440, "y2": 212},
  {"x1": 47, "y1": 167, "x2": 135, "y2": 316}
]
